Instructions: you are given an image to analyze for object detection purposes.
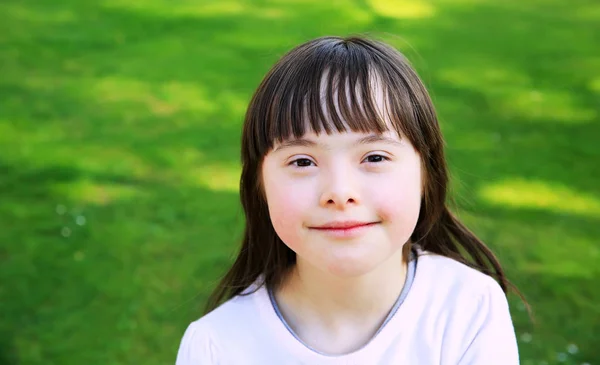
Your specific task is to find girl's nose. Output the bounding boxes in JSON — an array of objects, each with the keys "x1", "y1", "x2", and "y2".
[{"x1": 318, "y1": 168, "x2": 360, "y2": 210}]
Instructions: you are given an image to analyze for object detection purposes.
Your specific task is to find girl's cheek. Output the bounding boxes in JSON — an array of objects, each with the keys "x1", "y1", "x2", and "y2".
[
  {"x1": 265, "y1": 179, "x2": 312, "y2": 245},
  {"x1": 267, "y1": 178, "x2": 311, "y2": 215},
  {"x1": 372, "y1": 172, "x2": 422, "y2": 222}
]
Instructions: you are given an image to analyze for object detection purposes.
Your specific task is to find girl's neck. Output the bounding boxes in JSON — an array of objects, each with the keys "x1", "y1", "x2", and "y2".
[{"x1": 273, "y1": 247, "x2": 407, "y2": 354}]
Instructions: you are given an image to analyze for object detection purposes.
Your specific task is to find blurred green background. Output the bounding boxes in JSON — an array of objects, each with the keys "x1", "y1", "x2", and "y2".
[{"x1": 1, "y1": 0, "x2": 598, "y2": 364}]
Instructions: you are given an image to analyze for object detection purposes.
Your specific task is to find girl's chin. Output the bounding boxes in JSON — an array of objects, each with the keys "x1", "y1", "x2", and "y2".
[{"x1": 322, "y1": 258, "x2": 383, "y2": 278}]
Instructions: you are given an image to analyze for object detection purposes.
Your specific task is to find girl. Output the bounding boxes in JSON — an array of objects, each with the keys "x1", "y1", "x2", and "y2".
[{"x1": 176, "y1": 35, "x2": 526, "y2": 364}]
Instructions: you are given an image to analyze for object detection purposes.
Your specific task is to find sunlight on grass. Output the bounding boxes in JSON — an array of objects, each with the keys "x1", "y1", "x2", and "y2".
[
  {"x1": 1, "y1": 2, "x2": 75, "y2": 23},
  {"x1": 74, "y1": 146, "x2": 152, "y2": 178},
  {"x1": 439, "y1": 66, "x2": 529, "y2": 89},
  {"x1": 367, "y1": 0, "x2": 435, "y2": 19},
  {"x1": 500, "y1": 89, "x2": 597, "y2": 124},
  {"x1": 158, "y1": 148, "x2": 218, "y2": 178},
  {"x1": 99, "y1": 0, "x2": 378, "y2": 25},
  {"x1": 520, "y1": 228, "x2": 599, "y2": 279},
  {"x1": 0, "y1": 121, "x2": 43, "y2": 144},
  {"x1": 447, "y1": 130, "x2": 500, "y2": 151},
  {"x1": 439, "y1": 66, "x2": 596, "y2": 123},
  {"x1": 523, "y1": 256, "x2": 598, "y2": 278},
  {"x1": 2, "y1": 134, "x2": 153, "y2": 180},
  {"x1": 102, "y1": 0, "x2": 286, "y2": 19},
  {"x1": 188, "y1": 1, "x2": 245, "y2": 16},
  {"x1": 574, "y1": 2, "x2": 600, "y2": 20},
  {"x1": 187, "y1": 163, "x2": 240, "y2": 193},
  {"x1": 53, "y1": 179, "x2": 145, "y2": 205},
  {"x1": 278, "y1": 0, "x2": 371, "y2": 22},
  {"x1": 18, "y1": 74, "x2": 219, "y2": 120},
  {"x1": 458, "y1": 211, "x2": 600, "y2": 279},
  {"x1": 91, "y1": 77, "x2": 216, "y2": 116},
  {"x1": 155, "y1": 149, "x2": 242, "y2": 192},
  {"x1": 479, "y1": 179, "x2": 600, "y2": 218},
  {"x1": 102, "y1": 0, "x2": 244, "y2": 16},
  {"x1": 219, "y1": 91, "x2": 249, "y2": 116},
  {"x1": 590, "y1": 77, "x2": 600, "y2": 94}
]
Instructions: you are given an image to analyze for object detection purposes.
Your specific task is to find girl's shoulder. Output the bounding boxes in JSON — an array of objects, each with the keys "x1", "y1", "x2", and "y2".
[
  {"x1": 190, "y1": 280, "x2": 266, "y2": 334},
  {"x1": 175, "y1": 283, "x2": 268, "y2": 364},
  {"x1": 414, "y1": 248, "x2": 507, "y2": 302},
  {"x1": 408, "y1": 249, "x2": 519, "y2": 363}
]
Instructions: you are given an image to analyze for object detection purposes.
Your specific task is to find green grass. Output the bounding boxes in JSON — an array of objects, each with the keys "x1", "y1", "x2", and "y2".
[{"x1": 0, "y1": 0, "x2": 598, "y2": 364}]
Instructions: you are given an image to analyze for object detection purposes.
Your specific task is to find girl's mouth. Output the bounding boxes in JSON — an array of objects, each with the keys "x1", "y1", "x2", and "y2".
[{"x1": 309, "y1": 221, "x2": 380, "y2": 238}]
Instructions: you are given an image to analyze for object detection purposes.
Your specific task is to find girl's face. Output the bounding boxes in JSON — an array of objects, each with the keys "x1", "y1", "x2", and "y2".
[{"x1": 261, "y1": 125, "x2": 423, "y2": 277}]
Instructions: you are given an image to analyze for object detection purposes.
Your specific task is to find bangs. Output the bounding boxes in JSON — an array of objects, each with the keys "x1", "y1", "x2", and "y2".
[{"x1": 243, "y1": 36, "x2": 428, "y2": 160}]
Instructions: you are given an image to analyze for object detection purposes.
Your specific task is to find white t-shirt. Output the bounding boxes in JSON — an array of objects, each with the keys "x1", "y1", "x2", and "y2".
[{"x1": 176, "y1": 251, "x2": 519, "y2": 364}]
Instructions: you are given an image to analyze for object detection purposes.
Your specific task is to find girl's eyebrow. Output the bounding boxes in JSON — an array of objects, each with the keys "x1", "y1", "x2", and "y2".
[
  {"x1": 273, "y1": 138, "x2": 318, "y2": 152},
  {"x1": 274, "y1": 134, "x2": 402, "y2": 153},
  {"x1": 357, "y1": 134, "x2": 403, "y2": 147}
]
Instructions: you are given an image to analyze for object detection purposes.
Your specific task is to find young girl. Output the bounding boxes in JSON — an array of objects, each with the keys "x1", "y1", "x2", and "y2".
[{"x1": 176, "y1": 35, "x2": 525, "y2": 364}]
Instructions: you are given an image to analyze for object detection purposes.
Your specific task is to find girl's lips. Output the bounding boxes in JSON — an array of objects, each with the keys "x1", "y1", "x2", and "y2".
[
  {"x1": 309, "y1": 221, "x2": 379, "y2": 238},
  {"x1": 312, "y1": 221, "x2": 378, "y2": 229}
]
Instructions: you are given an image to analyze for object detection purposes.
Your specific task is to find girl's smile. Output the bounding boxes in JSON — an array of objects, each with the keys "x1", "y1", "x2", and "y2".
[{"x1": 308, "y1": 220, "x2": 381, "y2": 239}]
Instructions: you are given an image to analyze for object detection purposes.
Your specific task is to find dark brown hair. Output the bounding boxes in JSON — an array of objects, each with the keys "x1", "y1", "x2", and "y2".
[{"x1": 206, "y1": 35, "x2": 528, "y2": 314}]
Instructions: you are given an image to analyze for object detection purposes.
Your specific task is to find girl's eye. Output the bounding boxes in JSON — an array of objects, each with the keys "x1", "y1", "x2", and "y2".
[
  {"x1": 364, "y1": 154, "x2": 389, "y2": 163},
  {"x1": 291, "y1": 158, "x2": 314, "y2": 167}
]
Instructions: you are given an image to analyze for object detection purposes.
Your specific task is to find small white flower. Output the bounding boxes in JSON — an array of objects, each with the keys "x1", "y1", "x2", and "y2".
[
  {"x1": 56, "y1": 204, "x2": 67, "y2": 215},
  {"x1": 520, "y1": 332, "x2": 532, "y2": 343},
  {"x1": 61, "y1": 227, "x2": 71, "y2": 237},
  {"x1": 557, "y1": 352, "x2": 567, "y2": 362},
  {"x1": 76, "y1": 215, "x2": 86, "y2": 226},
  {"x1": 567, "y1": 343, "x2": 579, "y2": 354}
]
